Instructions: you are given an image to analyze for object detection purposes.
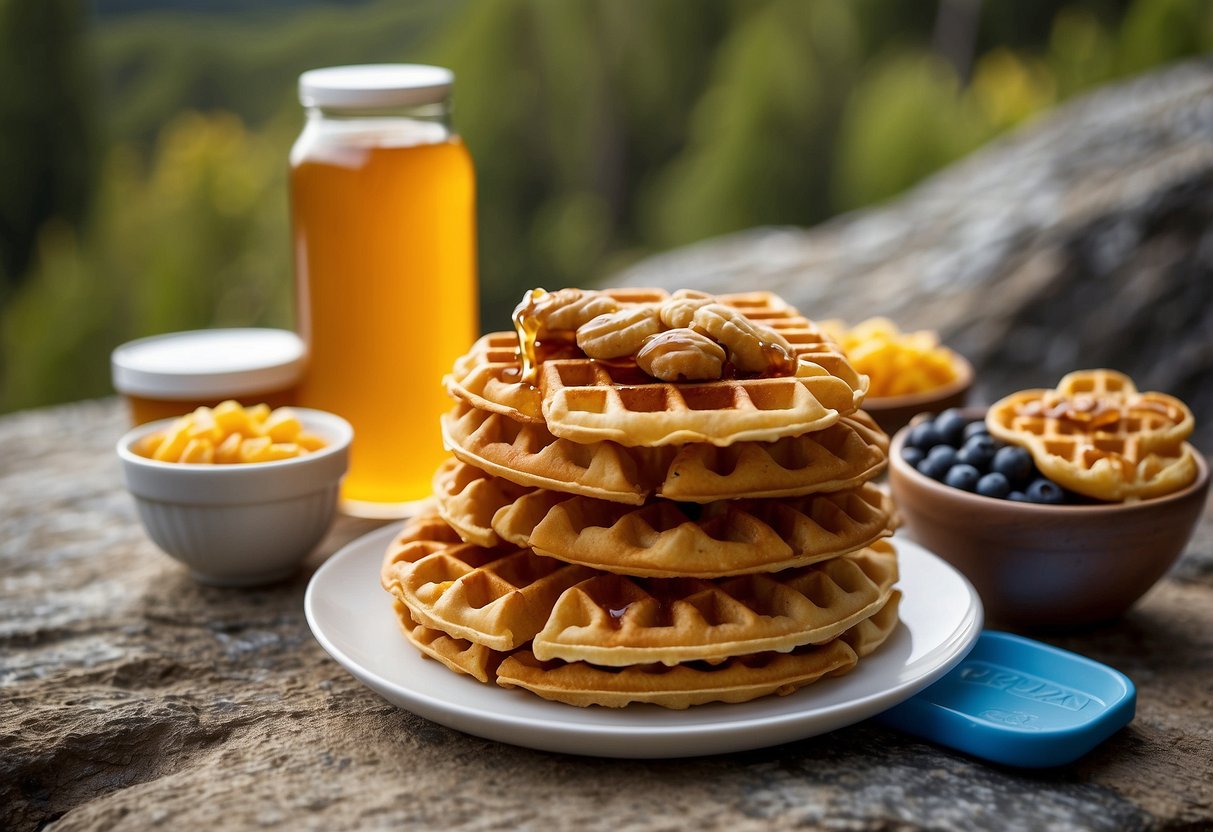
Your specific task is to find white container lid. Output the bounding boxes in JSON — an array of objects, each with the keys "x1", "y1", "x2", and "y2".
[
  {"x1": 112, "y1": 328, "x2": 306, "y2": 399},
  {"x1": 299, "y1": 64, "x2": 453, "y2": 110}
]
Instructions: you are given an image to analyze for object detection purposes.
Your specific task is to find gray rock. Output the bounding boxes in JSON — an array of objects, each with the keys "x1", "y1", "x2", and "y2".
[
  {"x1": 614, "y1": 58, "x2": 1213, "y2": 450},
  {"x1": 1, "y1": 398, "x2": 1211, "y2": 831}
]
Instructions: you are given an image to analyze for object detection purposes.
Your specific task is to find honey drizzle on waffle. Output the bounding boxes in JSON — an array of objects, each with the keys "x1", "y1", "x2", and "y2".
[
  {"x1": 512, "y1": 287, "x2": 549, "y2": 386},
  {"x1": 758, "y1": 340, "x2": 798, "y2": 377},
  {"x1": 1016, "y1": 396, "x2": 1120, "y2": 429}
]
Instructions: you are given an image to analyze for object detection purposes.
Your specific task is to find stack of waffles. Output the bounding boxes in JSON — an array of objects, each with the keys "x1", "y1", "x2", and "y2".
[{"x1": 381, "y1": 288, "x2": 902, "y2": 708}]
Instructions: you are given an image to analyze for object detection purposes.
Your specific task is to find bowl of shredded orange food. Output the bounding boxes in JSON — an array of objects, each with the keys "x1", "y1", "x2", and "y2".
[{"x1": 820, "y1": 318, "x2": 972, "y2": 435}]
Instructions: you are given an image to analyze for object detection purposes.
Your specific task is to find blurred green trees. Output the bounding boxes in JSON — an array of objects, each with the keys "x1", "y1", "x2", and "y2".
[
  {"x1": 2, "y1": 0, "x2": 1212, "y2": 413},
  {"x1": 0, "y1": 0, "x2": 95, "y2": 291}
]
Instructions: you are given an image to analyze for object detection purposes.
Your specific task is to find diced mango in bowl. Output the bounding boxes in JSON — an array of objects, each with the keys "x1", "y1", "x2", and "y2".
[
  {"x1": 135, "y1": 401, "x2": 326, "y2": 464},
  {"x1": 820, "y1": 317, "x2": 960, "y2": 398}
]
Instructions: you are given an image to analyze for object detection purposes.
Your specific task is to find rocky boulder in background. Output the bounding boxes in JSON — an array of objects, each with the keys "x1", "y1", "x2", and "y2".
[{"x1": 615, "y1": 58, "x2": 1213, "y2": 450}]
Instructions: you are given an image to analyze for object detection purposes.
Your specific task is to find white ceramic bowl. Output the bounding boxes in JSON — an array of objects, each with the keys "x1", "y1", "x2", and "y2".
[{"x1": 117, "y1": 408, "x2": 353, "y2": 586}]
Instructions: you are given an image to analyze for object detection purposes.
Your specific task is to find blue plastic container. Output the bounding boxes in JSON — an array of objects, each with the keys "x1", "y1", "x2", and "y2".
[{"x1": 879, "y1": 631, "x2": 1136, "y2": 767}]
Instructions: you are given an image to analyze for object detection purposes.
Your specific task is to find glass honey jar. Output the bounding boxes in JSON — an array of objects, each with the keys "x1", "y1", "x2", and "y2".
[{"x1": 291, "y1": 65, "x2": 478, "y2": 518}]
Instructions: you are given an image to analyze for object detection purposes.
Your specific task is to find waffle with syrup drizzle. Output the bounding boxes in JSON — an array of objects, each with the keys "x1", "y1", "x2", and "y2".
[
  {"x1": 383, "y1": 512, "x2": 896, "y2": 658},
  {"x1": 393, "y1": 592, "x2": 901, "y2": 709},
  {"x1": 985, "y1": 369, "x2": 1197, "y2": 501},
  {"x1": 385, "y1": 508, "x2": 899, "y2": 667},
  {"x1": 445, "y1": 290, "x2": 868, "y2": 448},
  {"x1": 528, "y1": 544, "x2": 898, "y2": 665},
  {"x1": 389, "y1": 544, "x2": 903, "y2": 708}
]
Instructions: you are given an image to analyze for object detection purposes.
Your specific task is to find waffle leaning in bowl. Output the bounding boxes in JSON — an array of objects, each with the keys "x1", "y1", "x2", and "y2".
[{"x1": 382, "y1": 287, "x2": 902, "y2": 708}]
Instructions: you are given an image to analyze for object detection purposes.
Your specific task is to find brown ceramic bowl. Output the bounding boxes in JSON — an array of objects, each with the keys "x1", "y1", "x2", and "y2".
[
  {"x1": 862, "y1": 351, "x2": 973, "y2": 435},
  {"x1": 889, "y1": 408, "x2": 1210, "y2": 629}
]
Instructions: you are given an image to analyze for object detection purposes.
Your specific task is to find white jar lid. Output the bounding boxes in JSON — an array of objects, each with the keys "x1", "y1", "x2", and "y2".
[
  {"x1": 112, "y1": 328, "x2": 306, "y2": 399},
  {"x1": 299, "y1": 64, "x2": 453, "y2": 110}
]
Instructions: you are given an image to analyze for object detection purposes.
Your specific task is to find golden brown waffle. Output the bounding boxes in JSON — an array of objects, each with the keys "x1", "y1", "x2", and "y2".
[
  {"x1": 495, "y1": 640, "x2": 857, "y2": 709},
  {"x1": 434, "y1": 461, "x2": 895, "y2": 576},
  {"x1": 441, "y1": 400, "x2": 888, "y2": 505},
  {"x1": 381, "y1": 513, "x2": 596, "y2": 651},
  {"x1": 840, "y1": 590, "x2": 902, "y2": 658},
  {"x1": 432, "y1": 456, "x2": 532, "y2": 547},
  {"x1": 986, "y1": 369, "x2": 1197, "y2": 500},
  {"x1": 385, "y1": 512, "x2": 896, "y2": 658},
  {"x1": 538, "y1": 357, "x2": 861, "y2": 448},
  {"x1": 394, "y1": 600, "x2": 503, "y2": 684},
  {"x1": 531, "y1": 541, "x2": 899, "y2": 666},
  {"x1": 388, "y1": 536, "x2": 901, "y2": 709},
  {"x1": 394, "y1": 576, "x2": 901, "y2": 689},
  {"x1": 495, "y1": 593, "x2": 900, "y2": 709},
  {"x1": 445, "y1": 291, "x2": 868, "y2": 448},
  {"x1": 447, "y1": 288, "x2": 671, "y2": 425}
]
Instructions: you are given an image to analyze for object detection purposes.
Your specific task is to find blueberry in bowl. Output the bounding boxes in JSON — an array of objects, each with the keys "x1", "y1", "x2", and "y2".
[
  {"x1": 900, "y1": 408, "x2": 1077, "y2": 504},
  {"x1": 889, "y1": 408, "x2": 1209, "y2": 628}
]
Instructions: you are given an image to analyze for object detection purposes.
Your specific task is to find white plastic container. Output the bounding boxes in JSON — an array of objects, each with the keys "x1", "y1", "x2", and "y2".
[{"x1": 112, "y1": 328, "x2": 306, "y2": 425}]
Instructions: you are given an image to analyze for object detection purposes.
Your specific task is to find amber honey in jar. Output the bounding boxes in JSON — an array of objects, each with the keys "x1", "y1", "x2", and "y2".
[
  {"x1": 111, "y1": 329, "x2": 306, "y2": 425},
  {"x1": 291, "y1": 65, "x2": 477, "y2": 517}
]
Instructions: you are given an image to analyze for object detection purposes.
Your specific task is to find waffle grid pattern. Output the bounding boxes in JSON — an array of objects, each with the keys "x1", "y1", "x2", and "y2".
[
  {"x1": 446, "y1": 291, "x2": 869, "y2": 448},
  {"x1": 531, "y1": 541, "x2": 899, "y2": 665},
  {"x1": 486, "y1": 479, "x2": 896, "y2": 577},
  {"x1": 986, "y1": 369, "x2": 1197, "y2": 500},
  {"x1": 442, "y1": 401, "x2": 888, "y2": 504}
]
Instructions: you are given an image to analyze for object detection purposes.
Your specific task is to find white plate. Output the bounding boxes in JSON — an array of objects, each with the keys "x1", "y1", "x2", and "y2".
[{"x1": 305, "y1": 526, "x2": 983, "y2": 758}]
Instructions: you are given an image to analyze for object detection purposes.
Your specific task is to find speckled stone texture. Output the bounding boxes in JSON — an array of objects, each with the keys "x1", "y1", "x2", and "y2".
[
  {"x1": 616, "y1": 58, "x2": 1213, "y2": 452},
  {"x1": 5, "y1": 60, "x2": 1213, "y2": 832},
  {"x1": 1, "y1": 398, "x2": 1211, "y2": 832}
]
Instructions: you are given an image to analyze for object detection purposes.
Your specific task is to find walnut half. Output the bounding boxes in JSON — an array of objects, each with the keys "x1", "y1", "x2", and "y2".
[
  {"x1": 635, "y1": 328, "x2": 726, "y2": 381},
  {"x1": 688, "y1": 303, "x2": 793, "y2": 373},
  {"x1": 576, "y1": 306, "x2": 664, "y2": 359},
  {"x1": 539, "y1": 289, "x2": 621, "y2": 333},
  {"x1": 658, "y1": 290, "x2": 715, "y2": 329}
]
